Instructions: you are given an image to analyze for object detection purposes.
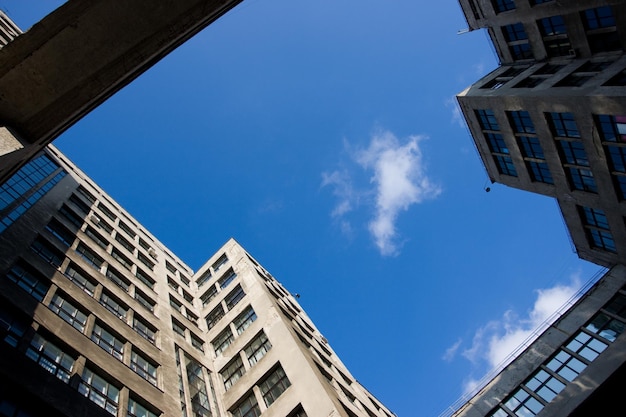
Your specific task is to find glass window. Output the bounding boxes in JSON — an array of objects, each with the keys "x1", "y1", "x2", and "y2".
[
  {"x1": 59, "y1": 204, "x2": 83, "y2": 228},
  {"x1": 196, "y1": 270, "x2": 211, "y2": 288},
  {"x1": 5, "y1": 263, "x2": 49, "y2": 301},
  {"x1": 206, "y1": 305, "x2": 225, "y2": 330},
  {"x1": 112, "y1": 248, "x2": 133, "y2": 271},
  {"x1": 524, "y1": 369, "x2": 565, "y2": 403},
  {"x1": 509, "y1": 43, "x2": 533, "y2": 60},
  {"x1": 115, "y1": 233, "x2": 134, "y2": 252},
  {"x1": 558, "y1": 141, "x2": 588, "y2": 166},
  {"x1": 225, "y1": 285, "x2": 245, "y2": 310},
  {"x1": 118, "y1": 221, "x2": 136, "y2": 239},
  {"x1": 492, "y1": 0, "x2": 515, "y2": 13},
  {"x1": 128, "y1": 398, "x2": 158, "y2": 417},
  {"x1": 566, "y1": 330, "x2": 607, "y2": 362},
  {"x1": 190, "y1": 333, "x2": 204, "y2": 352},
  {"x1": 547, "y1": 112, "x2": 580, "y2": 138},
  {"x1": 85, "y1": 226, "x2": 108, "y2": 249},
  {"x1": 259, "y1": 365, "x2": 291, "y2": 407},
  {"x1": 166, "y1": 261, "x2": 177, "y2": 274},
  {"x1": 0, "y1": 154, "x2": 59, "y2": 212},
  {"x1": 596, "y1": 115, "x2": 626, "y2": 142},
  {"x1": 245, "y1": 332, "x2": 272, "y2": 366},
  {"x1": 585, "y1": 312, "x2": 625, "y2": 342},
  {"x1": 91, "y1": 323, "x2": 125, "y2": 361},
  {"x1": 26, "y1": 333, "x2": 75, "y2": 383},
  {"x1": 502, "y1": 23, "x2": 527, "y2": 42},
  {"x1": 135, "y1": 290, "x2": 155, "y2": 312},
  {"x1": 201, "y1": 285, "x2": 218, "y2": 307},
  {"x1": 135, "y1": 268, "x2": 155, "y2": 289},
  {"x1": 518, "y1": 136, "x2": 545, "y2": 159},
  {"x1": 234, "y1": 306, "x2": 257, "y2": 335},
  {"x1": 230, "y1": 392, "x2": 261, "y2": 417},
  {"x1": 486, "y1": 133, "x2": 509, "y2": 154},
  {"x1": 546, "y1": 349, "x2": 586, "y2": 382},
  {"x1": 582, "y1": 6, "x2": 616, "y2": 30},
  {"x1": 0, "y1": 306, "x2": 28, "y2": 347},
  {"x1": 30, "y1": 237, "x2": 63, "y2": 267},
  {"x1": 45, "y1": 219, "x2": 75, "y2": 246},
  {"x1": 137, "y1": 253, "x2": 154, "y2": 271},
  {"x1": 97, "y1": 203, "x2": 117, "y2": 221},
  {"x1": 69, "y1": 194, "x2": 90, "y2": 214},
  {"x1": 218, "y1": 269, "x2": 237, "y2": 289},
  {"x1": 494, "y1": 155, "x2": 518, "y2": 177},
  {"x1": 131, "y1": 351, "x2": 158, "y2": 386},
  {"x1": 212, "y1": 254, "x2": 229, "y2": 272},
  {"x1": 76, "y1": 243, "x2": 103, "y2": 271},
  {"x1": 65, "y1": 264, "x2": 97, "y2": 296},
  {"x1": 133, "y1": 317, "x2": 156, "y2": 344},
  {"x1": 99, "y1": 292, "x2": 128, "y2": 320},
  {"x1": 221, "y1": 356, "x2": 245, "y2": 391},
  {"x1": 476, "y1": 109, "x2": 500, "y2": 131},
  {"x1": 508, "y1": 111, "x2": 535, "y2": 134},
  {"x1": 170, "y1": 295, "x2": 183, "y2": 312},
  {"x1": 539, "y1": 15, "x2": 566, "y2": 36},
  {"x1": 567, "y1": 168, "x2": 597, "y2": 192},
  {"x1": 49, "y1": 293, "x2": 88, "y2": 332},
  {"x1": 172, "y1": 319, "x2": 186, "y2": 336},
  {"x1": 78, "y1": 367, "x2": 119, "y2": 415},
  {"x1": 106, "y1": 266, "x2": 130, "y2": 292},
  {"x1": 605, "y1": 145, "x2": 626, "y2": 173},
  {"x1": 212, "y1": 328, "x2": 234, "y2": 356},
  {"x1": 503, "y1": 387, "x2": 543, "y2": 416},
  {"x1": 527, "y1": 161, "x2": 553, "y2": 184}
]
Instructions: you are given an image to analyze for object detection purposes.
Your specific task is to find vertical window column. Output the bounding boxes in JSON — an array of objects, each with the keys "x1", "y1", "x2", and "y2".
[{"x1": 475, "y1": 109, "x2": 518, "y2": 177}]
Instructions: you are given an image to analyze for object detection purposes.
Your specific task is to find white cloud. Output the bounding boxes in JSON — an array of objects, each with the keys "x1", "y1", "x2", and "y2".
[
  {"x1": 322, "y1": 130, "x2": 441, "y2": 256},
  {"x1": 451, "y1": 276, "x2": 582, "y2": 395},
  {"x1": 443, "y1": 339, "x2": 462, "y2": 362}
]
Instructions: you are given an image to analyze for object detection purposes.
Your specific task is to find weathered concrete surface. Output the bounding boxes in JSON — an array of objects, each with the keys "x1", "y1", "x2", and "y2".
[{"x1": 0, "y1": 0, "x2": 243, "y2": 184}]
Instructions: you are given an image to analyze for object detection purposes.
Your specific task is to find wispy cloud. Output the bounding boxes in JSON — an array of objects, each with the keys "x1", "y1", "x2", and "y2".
[
  {"x1": 443, "y1": 275, "x2": 582, "y2": 395},
  {"x1": 322, "y1": 130, "x2": 441, "y2": 256},
  {"x1": 444, "y1": 96, "x2": 465, "y2": 128}
]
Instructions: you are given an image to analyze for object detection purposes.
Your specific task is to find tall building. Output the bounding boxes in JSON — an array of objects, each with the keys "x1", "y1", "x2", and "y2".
[
  {"x1": 456, "y1": 0, "x2": 626, "y2": 266},
  {"x1": 0, "y1": 145, "x2": 395, "y2": 417},
  {"x1": 448, "y1": 265, "x2": 626, "y2": 417},
  {"x1": 449, "y1": 1, "x2": 626, "y2": 416}
]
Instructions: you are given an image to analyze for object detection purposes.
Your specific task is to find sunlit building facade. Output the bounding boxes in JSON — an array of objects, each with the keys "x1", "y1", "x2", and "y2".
[
  {"x1": 456, "y1": 0, "x2": 626, "y2": 266},
  {"x1": 0, "y1": 145, "x2": 394, "y2": 417}
]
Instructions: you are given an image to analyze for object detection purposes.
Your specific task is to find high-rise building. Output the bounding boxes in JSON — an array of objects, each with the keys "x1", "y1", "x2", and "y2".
[
  {"x1": 456, "y1": 0, "x2": 626, "y2": 266},
  {"x1": 0, "y1": 145, "x2": 394, "y2": 417},
  {"x1": 447, "y1": 265, "x2": 626, "y2": 417}
]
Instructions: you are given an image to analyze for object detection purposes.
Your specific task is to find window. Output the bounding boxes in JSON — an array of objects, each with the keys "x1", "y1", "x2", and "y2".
[
  {"x1": 100, "y1": 292, "x2": 128, "y2": 320},
  {"x1": 133, "y1": 317, "x2": 156, "y2": 344},
  {"x1": 196, "y1": 270, "x2": 211, "y2": 288},
  {"x1": 138, "y1": 237, "x2": 151, "y2": 251},
  {"x1": 168, "y1": 277, "x2": 179, "y2": 291},
  {"x1": 5, "y1": 263, "x2": 50, "y2": 301},
  {"x1": 580, "y1": 206, "x2": 615, "y2": 252},
  {"x1": 128, "y1": 398, "x2": 159, "y2": 417},
  {"x1": 170, "y1": 295, "x2": 183, "y2": 312},
  {"x1": 30, "y1": 237, "x2": 63, "y2": 267},
  {"x1": 172, "y1": 318, "x2": 186, "y2": 336},
  {"x1": 524, "y1": 369, "x2": 566, "y2": 403},
  {"x1": 245, "y1": 332, "x2": 272, "y2": 366},
  {"x1": 596, "y1": 114, "x2": 626, "y2": 143},
  {"x1": 76, "y1": 186, "x2": 96, "y2": 203},
  {"x1": 231, "y1": 392, "x2": 261, "y2": 417},
  {"x1": 558, "y1": 141, "x2": 588, "y2": 166},
  {"x1": 234, "y1": 306, "x2": 257, "y2": 335},
  {"x1": 545, "y1": 349, "x2": 587, "y2": 382},
  {"x1": 567, "y1": 168, "x2": 597, "y2": 193},
  {"x1": 91, "y1": 323, "x2": 125, "y2": 361},
  {"x1": 539, "y1": 15, "x2": 567, "y2": 35},
  {"x1": 26, "y1": 333, "x2": 75, "y2": 383},
  {"x1": 180, "y1": 274, "x2": 190, "y2": 287},
  {"x1": 518, "y1": 136, "x2": 544, "y2": 159},
  {"x1": 45, "y1": 219, "x2": 74, "y2": 246},
  {"x1": 135, "y1": 290, "x2": 155, "y2": 312},
  {"x1": 0, "y1": 153, "x2": 59, "y2": 212},
  {"x1": 59, "y1": 204, "x2": 83, "y2": 228},
  {"x1": 190, "y1": 333, "x2": 204, "y2": 352},
  {"x1": 118, "y1": 221, "x2": 136, "y2": 239},
  {"x1": 65, "y1": 264, "x2": 97, "y2": 296},
  {"x1": 112, "y1": 248, "x2": 133, "y2": 270},
  {"x1": 582, "y1": 7, "x2": 621, "y2": 53},
  {"x1": 476, "y1": 109, "x2": 500, "y2": 131},
  {"x1": 486, "y1": 133, "x2": 509, "y2": 154},
  {"x1": 527, "y1": 161, "x2": 553, "y2": 184},
  {"x1": 106, "y1": 266, "x2": 130, "y2": 292},
  {"x1": 206, "y1": 305, "x2": 225, "y2": 330},
  {"x1": 69, "y1": 194, "x2": 90, "y2": 214},
  {"x1": 115, "y1": 233, "x2": 134, "y2": 252},
  {"x1": 508, "y1": 111, "x2": 535, "y2": 134},
  {"x1": 131, "y1": 351, "x2": 158, "y2": 386},
  {"x1": 225, "y1": 285, "x2": 246, "y2": 310},
  {"x1": 137, "y1": 253, "x2": 154, "y2": 271},
  {"x1": 49, "y1": 293, "x2": 88, "y2": 332},
  {"x1": 504, "y1": 387, "x2": 543, "y2": 416},
  {"x1": 76, "y1": 243, "x2": 103, "y2": 270},
  {"x1": 212, "y1": 253, "x2": 229, "y2": 272},
  {"x1": 605, "y1": 68, "x2": 626, "y2": 86},
  {"x1": 97, "y1": 203, "x2": 117, "y2": 221},
  {"x1": 166, "y1": 261, "x2": 177, "y2": 274},
  {"x1": 0, "y1": 306, "x2": 28, "y2": 347},
  {"x1": 494, "y1": 155, "x2": 518, "y2": 177},
  {"x1": 78, "y1": 367, "x2": 120, "y2": 415},
  {"x1": 287, "y1": 405, "x2": 308, "y2": 417},
  {"x1": 492, "y1": 0, "x2": 515, "y2": 13},
  {"x1": 503, "y1": 23, "x2": 527, "y2": 42},
  {"x1": 259, "y1": 365, "x2": 291, "y2": 407},
  {"x1": 135, "y1": 268, "x2": 155, "y2": 289},
  {"x1": 218, "y1": 268, "x2": 237, "y2": 289},
  {"x1": 547, "y1": 112, "x2": 579, "y2": 138},
  {"x1": 85, "y1": 226, "x2": 108, "y2": 249},
  {"x1": 212, "y1": 328, "x2": 234, "y2": 355},
  {"x1": 201, "y1": 285, "x2": 218, "y2": 307},
  {"x1": 221, "y1": 356, "x2": 245, "y2": 391}
]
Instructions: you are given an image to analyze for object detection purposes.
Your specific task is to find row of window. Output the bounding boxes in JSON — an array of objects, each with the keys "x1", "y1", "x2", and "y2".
[
  {"x1": 220, "y1": 330, "x2": 272, "y2": 391},
  {"x1": 488, "y1": 288, "x2": 626, "y2": 417},
  {"x1": 476, "y1": 109, "x2": 626, "y2": 198}
]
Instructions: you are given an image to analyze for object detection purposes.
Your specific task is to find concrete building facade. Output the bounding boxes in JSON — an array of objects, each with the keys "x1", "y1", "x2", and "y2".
[
  {"x1": 456, "y1": 1, "x2": 626, "y2": 266},
  {"x1": 0, "y1": 146, "x2": 394, "y2": 417}
]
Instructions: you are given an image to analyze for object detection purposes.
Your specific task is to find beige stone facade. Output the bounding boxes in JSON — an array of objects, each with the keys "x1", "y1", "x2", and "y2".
[{"x1": 0, "y1": 145, "x2": 394, "y2": 417}]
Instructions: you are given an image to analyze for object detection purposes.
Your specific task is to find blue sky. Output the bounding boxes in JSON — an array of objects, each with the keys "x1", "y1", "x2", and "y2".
[{"x1": 2, "y1": 1, "x2": 604, "y2": 416}]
